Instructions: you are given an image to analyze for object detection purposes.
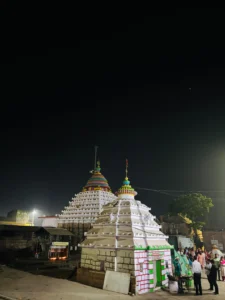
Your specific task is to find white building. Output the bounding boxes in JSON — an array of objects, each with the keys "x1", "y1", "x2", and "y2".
[
  {"x1": 58, "y1": 161, "x2": 116, "y2": 225},
  {"x1": 77, "y1": 170, "x2": 172, "y2": 294},
  {"x1": 38, "y1": 215, "x2": 59, "y2": 228}
]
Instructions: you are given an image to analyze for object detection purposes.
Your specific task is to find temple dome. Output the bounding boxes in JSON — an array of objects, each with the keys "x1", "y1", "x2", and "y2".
[
  {"x1": 82, "y1": 161, "x2": 112, "y2": 192},
  {"x1": 116, "y1": 176, "x2": 137, "y2": 198}
]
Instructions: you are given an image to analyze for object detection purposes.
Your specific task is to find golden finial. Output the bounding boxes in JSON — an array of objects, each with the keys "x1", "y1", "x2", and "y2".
[{"x1": 97, "y1": 160, "x2": 100, "y2": 168}]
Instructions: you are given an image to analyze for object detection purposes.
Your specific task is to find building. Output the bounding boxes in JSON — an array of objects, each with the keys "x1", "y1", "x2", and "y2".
[
  {"x1": 38, "y1": 215, "x2": 59, "y2": 228},
  {"x1": 0, "y1": 225, "x2": 40, "y2": 264},
  {"x1": 77, "y1": 165, "x2": 172, "y2": 294},
  {"x1": 0, "y1": 225, "x2": 39, "y2": 252},
  {"x1": 202, "y1": 230, "x2": 225, "y2": 252},
  {"x1": 58, "y1": 161, "x2": 116, "y2": 248},
  {"x1": 0, "y1": 210, "x2": 32, "y2": 226},
  {"x1": 34, "y1": 227, "x2": 74, "y2": 260},
  {"x1": 160, "y1": 215, "x2": 194, "y2": 250}
]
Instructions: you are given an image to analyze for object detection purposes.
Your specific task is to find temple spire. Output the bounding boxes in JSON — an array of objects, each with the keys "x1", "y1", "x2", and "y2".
[
  {"x1": 125, "y1": 158, "x2": 128, "y2": 179},
  {"x1": 115, "y1": 160, "x2": 137, "y2": 197}
]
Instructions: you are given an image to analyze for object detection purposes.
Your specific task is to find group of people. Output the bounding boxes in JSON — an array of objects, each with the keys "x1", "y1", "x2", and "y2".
[
  {"x1": 193, "y1": 254, "x2": 219, "y2": 295},
  {"x1": 177, "y1": 247, "x2": 206, "y2": 268},
  {"x1": 175, "y1": 246, "x2": 225, "y2": 296}
]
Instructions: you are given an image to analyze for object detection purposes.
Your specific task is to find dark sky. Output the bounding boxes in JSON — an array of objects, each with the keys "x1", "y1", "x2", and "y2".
[{"x1": 1, "y1": 7, "x2": 225, "y2": 218}]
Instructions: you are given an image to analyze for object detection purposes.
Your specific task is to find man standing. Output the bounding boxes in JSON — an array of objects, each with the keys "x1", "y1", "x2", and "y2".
[
  {"x1": 209, "y1": 259, "x2": 219, "y2": 295},
  {"x1": 174, "y1": 257, "x2": 183, "y2": 293},
  {"x1": 214, "y1": 254, "x2": 221, "y2": 281},
  {"x1": 192, "y1": 256, "x2": 202, "y2": 296},
  {"x1": 205, "y1": 259, "x2": 213, "y2": 290}
]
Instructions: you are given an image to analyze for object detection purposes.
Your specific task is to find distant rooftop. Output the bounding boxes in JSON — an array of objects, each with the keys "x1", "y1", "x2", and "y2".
[
  {"x1": 0, "y1": 225, "x2": 40, "y2": 232},
  {"x1": 38, "y1": 215, "x2": 58, "y2": 219},
  {"x1": 36, "y1": 227, "x2": 74, "y2": 236}
]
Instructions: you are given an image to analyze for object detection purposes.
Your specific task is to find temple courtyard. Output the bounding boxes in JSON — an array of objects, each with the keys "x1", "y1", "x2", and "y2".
[{"x1": 0, "y1": 266, "x2": 225, "y2": 300}]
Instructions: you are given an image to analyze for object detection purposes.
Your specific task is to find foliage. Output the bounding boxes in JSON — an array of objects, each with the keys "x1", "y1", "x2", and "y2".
[
  {"x1": 16, "y1": 210, "x2": 29, "y2": 223},
  {"x1": 169, "y1": 193, "x2": 213, "y2": 230}
]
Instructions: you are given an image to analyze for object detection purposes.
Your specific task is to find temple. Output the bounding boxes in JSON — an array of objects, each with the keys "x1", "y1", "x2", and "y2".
[
  {"x1": 58, "y1": 161, "x2": 116, "y2": 247},
  {"x1": 77, "y1": 161, "x2": 172, "y2": 294}
]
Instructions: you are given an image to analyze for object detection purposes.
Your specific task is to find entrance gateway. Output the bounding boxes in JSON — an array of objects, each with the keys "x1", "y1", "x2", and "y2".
[
  {"x1": 152, "y1": 251, "x2": 163, "y2": 287},
  {"x1": 156, "y1": 260, "x2": 162, "y2": 287}
]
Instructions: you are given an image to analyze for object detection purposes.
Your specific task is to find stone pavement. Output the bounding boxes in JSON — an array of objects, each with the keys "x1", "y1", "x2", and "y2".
[{"x1": 0, "y1": 267, "x2": 225, "y2": 300}]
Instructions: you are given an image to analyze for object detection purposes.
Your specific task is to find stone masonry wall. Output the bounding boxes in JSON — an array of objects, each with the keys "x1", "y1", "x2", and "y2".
[
  {"x1": 76, "y1": 268, "x2": 105, "y2": 289},
  {"x1": 76, "y1": 267, "x2": 136, "y2": 294},
  {"x1": 79, "y1": 248, "x2": 136, "y2": 294},
  {"x1": 116, "y1": 250, "x2": 135, "y2": 274},
  {"x1": 81, "y1": 248, "x2": 135, "y2": 273},
  {"x1": 81, "y1": 248, "x2": 116, "y2": 271}
]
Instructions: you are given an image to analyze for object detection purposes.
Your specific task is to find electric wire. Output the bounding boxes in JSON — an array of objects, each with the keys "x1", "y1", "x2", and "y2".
[{"x1": 134, "y1": 186, "x2": 225, "y2": 201}]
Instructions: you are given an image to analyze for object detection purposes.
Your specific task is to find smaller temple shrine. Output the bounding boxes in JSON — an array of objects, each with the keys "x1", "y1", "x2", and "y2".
[{"x1": 77, "y1": 161, "x2": 173, "y2": 294}]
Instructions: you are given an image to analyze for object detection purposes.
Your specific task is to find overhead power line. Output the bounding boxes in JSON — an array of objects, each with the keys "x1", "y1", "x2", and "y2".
[
  {"x1": 134, "y1": 187, "x2": 177, "y2": 197},
  {"x1": 135, "y1": 187, "x2": 225, "y2": 193},
  {"x1": 134, "y1": 186, "x2": 225, "y2": 200}
]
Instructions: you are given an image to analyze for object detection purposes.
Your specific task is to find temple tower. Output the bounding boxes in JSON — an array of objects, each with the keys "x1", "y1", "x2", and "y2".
[
  {"x1": 77, "y1": 160, "x2": 172, "y2": 294},
  {"x1": 58, "y1": 161, "x2": 116, "y2": 248}
]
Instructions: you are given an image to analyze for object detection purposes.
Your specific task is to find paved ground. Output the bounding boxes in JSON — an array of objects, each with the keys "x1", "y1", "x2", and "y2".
[{"x1": 0, "y1": 266, "x2": 225, "y2": 300}]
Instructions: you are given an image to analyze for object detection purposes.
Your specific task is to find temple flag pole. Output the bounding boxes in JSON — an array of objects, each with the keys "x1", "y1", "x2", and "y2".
[
  {"x1": 94, "y1": 145, "x2": 98, "y2": 170},
  {"x1": 125, "y1": 158, "x2": 128, "y2": 178}
]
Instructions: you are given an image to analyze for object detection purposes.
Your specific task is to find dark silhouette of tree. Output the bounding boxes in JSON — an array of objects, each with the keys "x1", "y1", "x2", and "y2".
[{"x1": 169, "y1": 193, "x2": 213, "y2": 231}]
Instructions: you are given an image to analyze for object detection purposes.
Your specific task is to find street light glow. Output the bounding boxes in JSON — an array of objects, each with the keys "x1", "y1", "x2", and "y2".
[{"x1": 31, "y1": 209, "x2": 37, "y2": 226}]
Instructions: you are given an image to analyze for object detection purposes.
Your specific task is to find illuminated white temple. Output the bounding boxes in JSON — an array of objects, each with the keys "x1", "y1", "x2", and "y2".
[
  {"x1": 58, "y1": 161, "x2": 116, "y2": 225},
  {"x1": 78, "y1": 161, "x2": 172, "y2": 294}
]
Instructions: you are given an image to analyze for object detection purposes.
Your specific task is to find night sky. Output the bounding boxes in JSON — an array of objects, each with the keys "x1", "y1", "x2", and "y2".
[{"x1": 1, "y1": 8, "x2": 225, "y2": 220}]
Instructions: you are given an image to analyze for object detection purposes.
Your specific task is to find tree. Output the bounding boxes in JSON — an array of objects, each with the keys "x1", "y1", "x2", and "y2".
[{"x1": 169, "y1": 193, "x2": 213, "y2": 231}]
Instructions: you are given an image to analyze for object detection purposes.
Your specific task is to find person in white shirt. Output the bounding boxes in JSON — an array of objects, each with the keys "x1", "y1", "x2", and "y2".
[
  {"x1": 205, "y1": 259, "x2": 213, "y2": 290},
  {"x1": 192, "y1": 256, "x2": 202, "y2": 296}
]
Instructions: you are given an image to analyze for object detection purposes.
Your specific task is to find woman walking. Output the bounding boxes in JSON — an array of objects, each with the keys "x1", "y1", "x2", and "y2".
[
  {"x1": 220, "y1": 256, "x2": 225, "y2": 281},
  {"x1": 202, "y1": 250, "x2": 206, "y2": 268},
  {"x1": 197, "y1": 251, "x2": 204, "y2": 269}
]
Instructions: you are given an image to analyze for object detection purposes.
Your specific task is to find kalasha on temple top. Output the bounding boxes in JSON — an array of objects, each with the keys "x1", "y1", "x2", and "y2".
[
  {"x1": 82, "y1": 161, "x2": 112, "y2": 192},
  {"x1": 115, "y1": 159, "x2": 137, "y2": 198}
]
